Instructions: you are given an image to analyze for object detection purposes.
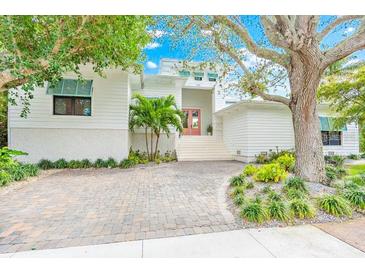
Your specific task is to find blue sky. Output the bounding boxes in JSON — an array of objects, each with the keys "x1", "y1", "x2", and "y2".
[{"x1": 143, "y1": 16, "x2": 365, "y2": 75}]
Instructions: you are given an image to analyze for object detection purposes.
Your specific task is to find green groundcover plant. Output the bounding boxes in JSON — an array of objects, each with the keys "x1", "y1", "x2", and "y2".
[{"x1": 318, "y1": 195, "x2": 352, "y2": 217}]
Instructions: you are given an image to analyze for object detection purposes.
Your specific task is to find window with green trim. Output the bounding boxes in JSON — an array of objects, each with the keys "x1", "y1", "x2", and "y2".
[
  {"x1": 47, "y1": 79, "x2": 93, "y2": 97},
  {"x1": 193, "y1": 72, "x2": 204, "y2": 81},
  {"x1": 208, "y1": 72, "x2": 218, "y2": 82},
  {"x1": 179, "y1": 70, "x2": 190, "y2": 77}
]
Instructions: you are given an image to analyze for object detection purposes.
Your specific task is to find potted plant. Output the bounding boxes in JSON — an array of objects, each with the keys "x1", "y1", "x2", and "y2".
[{"x1": 207, "y1": 124, "x2": 213, "y2": 136}]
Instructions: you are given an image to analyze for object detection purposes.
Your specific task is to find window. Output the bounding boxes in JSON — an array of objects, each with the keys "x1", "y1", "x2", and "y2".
[
  {"x1": 208, "y1": 72, "x2": 218, "y2": 82},
  {"x1": 54, "y1": 96, "x2": 91, "y2": 116},
  {"x1": 179, "y1": 70, "x2": 190, "y2": 77},
  {"x1": 49, "y1": 79, "x2": 92, "y2": 116},
  {"x1": 193, "y1": 72, "x2": 204, "y2": 81},
  {"x1": 321, "y1": 131, "x2": 342, "y2": 146}
]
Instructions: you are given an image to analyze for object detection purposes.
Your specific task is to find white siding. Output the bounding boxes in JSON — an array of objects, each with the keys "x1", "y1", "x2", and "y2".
[
  {"x1": 8, "y1": 66, "x2": 131, "y2": 162},
  {"x1": 220, "y1": 102, "x2": 359, "y2": 162},
  {"x1": 9, "y1": 67, "x2": 129, "y2": 130}
]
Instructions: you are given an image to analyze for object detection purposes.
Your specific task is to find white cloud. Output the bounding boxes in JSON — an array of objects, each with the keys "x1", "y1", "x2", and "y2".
[
  {"x1": 201, "y1": 29, "x2": 213, "y2": 36},
  {"x1": 146, "y1": 61, "x2": 158, "y2": 69},
  {"x1": 344, "y1": 26, "x2": 355, "y2": 34},
  {"x1": 148, "y1": 29, "x2": 166, "y2": 38},
  {"x1": 344, "y1": 58, "x2": 360, "y2": 67},
  {"x1": 145, "y1": 42, "x2": 161, "y2": 49},
  {"x1": 239, "y1": 48, "x2": 264, "y2": 68}
]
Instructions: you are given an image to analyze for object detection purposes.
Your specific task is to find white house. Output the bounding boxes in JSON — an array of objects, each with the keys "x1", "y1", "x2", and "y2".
[{"x1": 8, "y1": 59, "x2": 360, "y2": 163}]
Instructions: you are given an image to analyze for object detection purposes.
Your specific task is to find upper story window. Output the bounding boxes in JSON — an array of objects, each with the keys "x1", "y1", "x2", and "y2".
[
  {"x1": 178, "y1": 70, "x2": 190, "y2": 77},
  {"x1": 208, "y1": 72, "x2": 218, "y2": 82},
  {"x1": 193, "y1": 72, "x2": 204, "y2": 81},
  {"x1": 47, "y1": 79, "x2": 93, "y2": 116}
]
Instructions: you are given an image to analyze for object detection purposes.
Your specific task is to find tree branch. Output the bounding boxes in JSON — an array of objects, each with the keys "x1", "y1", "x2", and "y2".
[
  {"x1": 213, "y1": 16, "x2": 289, "y2": 68},
  {"x1": 318, "y1": 15, "x2": 364, "y2": 41}
]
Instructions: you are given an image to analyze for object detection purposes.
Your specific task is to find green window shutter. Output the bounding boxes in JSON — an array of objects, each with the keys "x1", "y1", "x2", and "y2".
[
  {"x1": 47, "y1": 79, "x2": 93, "y2": 97},
  {"x1": 179, "y1": 70, "x2": 190, "y2": 77},
  {"x1": 193, "y1": 72, "x2": 204, "y2": 77},
  {"x1": 319, "y1": 116, "x2": 347, "y2": 131}
]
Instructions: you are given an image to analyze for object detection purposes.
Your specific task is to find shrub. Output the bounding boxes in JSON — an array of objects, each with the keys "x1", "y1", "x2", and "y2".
[
  {"x1": 240, "y1": 200, "x2": 267, "y2": 223},
  {"x1": 37, "y1": 159, "x2": 54, "y2": 170},
  {"x1": 267, "y1": 200, "x2": 290, "y2": 222},
  {"x1": 326, "y1": 165, "x2": 347, "y2": 181},
  {"x1": 268, "y1": 149, "x2": 295, "y2": 162},
  {"x1": 361, "y1": 153, "x2": 365, "y2": 159},
  {"x1": 68, "y1": 160, "x2": 84, "y2": 169},
  {"x1": 262, "y1": 185, "x2": 273, "y2": 194},
  {"x1": 267, "y1": 191, "x2": 283, "y2": 202},
  {"x1": 231, "y1": 185, "x2": 245, "y2": 196},
  {"x1": 242, "y1": 164, "x2": 258, "y2": 176},
  {"x1": 119, "y1": 158, "x2": 137, "y2": 169},
  {"x1": 348, "y1": 154, "x2": 360, "y2": 160},
  {"x1": 53, "y1": 159, "x2": 68, "y2": 169},
  {"x1": 318, "y1": 195, "x2": 352, "y2": 217},
  {"x1": 244, "y1": 181, "x2": 255, "y2": 189},
  {"x1": 0, "y1": 170, "x2": 12, "y2": 186},
  {"x1": 80, "y1": 159, "x2": 92, "y2": 168},
  {"x1": 229, "y1": 175, "x2": 246, "y2": 187},
  {"x1": 0, "y1": 147, "x2": 27, "y2": 169},
  {"x1": 343, "y1": 189, "x2": 365, "y2": 210},
  {"x1": 274, "y1": 154, "x2": 295, "y2": 171},
  {"x1": 21, "y1": 164, "x2": 40, "y2": 177},
  {"x1": 253, "y1": 163, "x2": 287, "y2": 183},
  {"x1": 255, "y1": 153, "x2": 269, "y2": 164},
  {"x1": 105, "y1": 157, "x2": 118, "y2": 168},
  {"x1": 94, "y1": 158, "x2": 108, "y2": 168},
  {"x1": 8, "y1": 164, "x2": 27, "y2": 181},
  {"x1": 289, "y1": 199, "x2": 315, "y2": 219},
  {"x1": 286, "y1": 188, "x2": 308, "y2": 200},
  {"x1": 283, "y1": 176, "x2": 308, "y2": 193},
  {"x1": 233, "y1": 193, "x2": 245, "y2": 206},
  {"x1": 324, "y1": 155, "x2": 346, "y2": 167}
]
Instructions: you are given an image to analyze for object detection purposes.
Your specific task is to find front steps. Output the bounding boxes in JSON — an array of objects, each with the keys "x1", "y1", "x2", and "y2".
[{"x1": 176, "y1": 136, "x2": 233, "y2": 161}]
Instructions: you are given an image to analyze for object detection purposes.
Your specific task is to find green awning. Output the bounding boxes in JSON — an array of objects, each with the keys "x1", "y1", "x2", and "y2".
[
  {"x1": 193, "y1": 71, "x2": 204, "y2": 77},
  {"x1": 178, "y1": 70, "x2": 190, "y2": 77},
  {"x1": 47, "y1": 79, "x2": 93, "y2": 97},
  {"x1": 208, "y1": 72, "x2": 218, "y2": 78},
  {"x1": 319, "y1": 116, "x2": 347, "y2": 131}
]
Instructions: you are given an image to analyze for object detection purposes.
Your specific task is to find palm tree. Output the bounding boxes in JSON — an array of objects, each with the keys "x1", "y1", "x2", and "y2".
[{"x1": 129, "y1": 94, "x2": 183, "y2": 160}]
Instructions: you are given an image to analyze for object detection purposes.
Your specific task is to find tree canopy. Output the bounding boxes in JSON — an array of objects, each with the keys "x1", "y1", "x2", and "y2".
[{"x1": 0, "y1": 15, "x2": 152, "y2": 116}]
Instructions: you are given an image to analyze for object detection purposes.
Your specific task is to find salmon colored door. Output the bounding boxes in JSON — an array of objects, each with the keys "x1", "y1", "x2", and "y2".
[{"x1": 182, "y1": 108, "x2": 201, "y2": 135}]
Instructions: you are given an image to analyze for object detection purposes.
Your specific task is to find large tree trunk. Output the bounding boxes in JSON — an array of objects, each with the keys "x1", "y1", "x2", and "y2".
[{"x1": 289, "y1": 55, "x2": 327, "y2": 183}]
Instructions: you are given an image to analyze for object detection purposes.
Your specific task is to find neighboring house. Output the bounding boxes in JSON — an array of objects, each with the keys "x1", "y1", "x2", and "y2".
[{"x1": 8, "y1": 59, "x2": 360, "y2": 163}]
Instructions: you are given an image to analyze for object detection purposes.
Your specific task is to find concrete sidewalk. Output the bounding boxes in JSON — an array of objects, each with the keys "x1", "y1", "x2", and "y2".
[{"x1": 0, "y1": 225, "x2": 364, "y2": 258}]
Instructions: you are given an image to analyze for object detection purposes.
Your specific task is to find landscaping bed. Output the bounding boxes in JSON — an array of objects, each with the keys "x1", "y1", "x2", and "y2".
[{"x1": 227, "y1": 151, "x2": 365, "y2": 228}]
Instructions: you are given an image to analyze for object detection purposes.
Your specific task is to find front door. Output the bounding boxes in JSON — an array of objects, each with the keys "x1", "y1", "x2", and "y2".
[{"x1": 182, "y1": 108, "x2": 201, "y2": 135}]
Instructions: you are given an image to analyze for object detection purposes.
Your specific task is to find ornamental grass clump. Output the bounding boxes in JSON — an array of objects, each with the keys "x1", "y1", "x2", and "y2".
[
  {"x1": 242, "y1": 164, "x2": 258, "y2": 176},
  {"x1": 349, "y1": 174, "x2": 365, "y2": 187},
  {"x1": 286, "y1": 188, "x2": 308, "y2": 200},
  {"x1": 37, "y1": 159, "x2": 54, "y2": 170},
  {"x1": 267, "y1": 200, "x2": 290, "y2": 222},
  {"x1": 240, "y1": 199, "x2": 268, "y2": 224},
  {"x1": 229, "y1": 175, "x2": 247, "y2": 187},
  {"x1": 53, "y1": 158, "x2": 68, "y2": 169},
  {"x1": 267, "y1": 191, "x2": 283, "y2": 202},
  {"x1": 343, "y1": 189, "x2": 365, "y2": 210},
  {"x1": 289, "y1": 199, "x2": 316, "y2": 219},
  {"x1": 283, "y1": 176, "x2": 308, "y2": 193},
  {"x1": 318, "y1": 195, "x2": 352, "y2": 217},
  {"x1": 233, "y1": 193, "x2": 245, "y2": 206},
  {"x1": 231, "y1": 185, "x2": 245, "y2": 196},
  {"x1": 253, "y1": 163, "x2": 287, "y2": 183},
  {"x1": 94, "y1": 158, "x2": 108, "y2": 168},
  {"x1": 105, "y1": 157, "x2": 118, "y2": 168}
]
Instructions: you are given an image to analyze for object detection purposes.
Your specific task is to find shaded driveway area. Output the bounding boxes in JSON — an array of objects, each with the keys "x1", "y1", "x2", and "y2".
[{"x1": 0, "y1": 161, "x2": 243, "y2": 253}]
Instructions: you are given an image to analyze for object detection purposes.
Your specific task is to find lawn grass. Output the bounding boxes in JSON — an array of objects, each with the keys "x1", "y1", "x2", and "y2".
[{"x1": 345, "y1": 164, "x2": 365, "y2": 176}]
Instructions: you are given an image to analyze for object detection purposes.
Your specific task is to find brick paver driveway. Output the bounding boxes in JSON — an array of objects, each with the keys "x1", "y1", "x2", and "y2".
[{"x1": 0, "y1": 161, "x2": 243, "y2": 253}]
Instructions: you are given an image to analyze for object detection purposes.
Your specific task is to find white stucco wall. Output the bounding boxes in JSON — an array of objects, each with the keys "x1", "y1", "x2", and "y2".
[
  {"x1": 8, "y1": 66, "x2": 130, "y2": 162},
  {"x1": 219, "y1": 101, "x2": 359, "y2": 162}
]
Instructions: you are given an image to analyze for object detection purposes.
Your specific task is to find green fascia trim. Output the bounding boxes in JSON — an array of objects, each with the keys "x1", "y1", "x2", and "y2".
[
  {"x1": 178, "y1": 70, "x2": 190, "y2": 77},
  {"x1": 193, "y1": 72, "x2": 204, "y2": 77},
  {"x1": 319, "y1": 116, "x2": 347, "y2": 131}
]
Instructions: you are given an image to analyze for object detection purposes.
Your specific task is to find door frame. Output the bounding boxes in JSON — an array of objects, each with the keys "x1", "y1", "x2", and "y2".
[{"x1": 182, "y1": 108, "x2": 201, "y2": 136}]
